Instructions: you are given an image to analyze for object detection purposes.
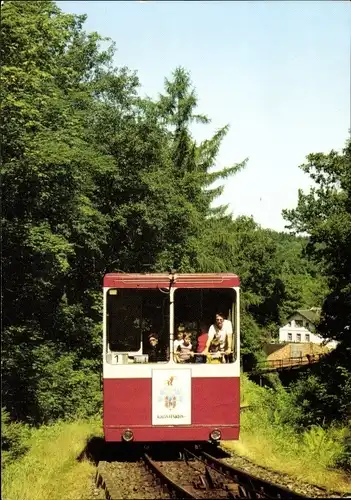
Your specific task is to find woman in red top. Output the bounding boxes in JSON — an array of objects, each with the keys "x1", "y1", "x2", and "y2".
[{"x1": 195, "y1": 321, "x2": 208, "y2": 362}]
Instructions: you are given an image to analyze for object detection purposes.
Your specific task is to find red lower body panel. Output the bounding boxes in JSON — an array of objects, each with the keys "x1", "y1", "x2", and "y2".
[{"x1": 103, "y1": 377, "x2": 240, "y2": 442}]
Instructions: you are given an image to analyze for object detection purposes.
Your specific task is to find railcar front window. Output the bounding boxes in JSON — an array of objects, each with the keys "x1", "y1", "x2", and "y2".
[
  {"x1": 106, "y1": 289, "x2": 170, "y2": 364},
  {"x1": 173, "y1": 288, "x2": 237, "y2": 364}
]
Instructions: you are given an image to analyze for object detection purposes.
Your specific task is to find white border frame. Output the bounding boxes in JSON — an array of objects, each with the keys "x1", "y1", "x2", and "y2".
[{"x1": 103, "y1": 286, "x2": 240, "y2": 378}]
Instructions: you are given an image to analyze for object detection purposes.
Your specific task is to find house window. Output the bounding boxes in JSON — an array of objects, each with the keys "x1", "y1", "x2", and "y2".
[
  {"x1": 296, "y1": 333, "x2": 301, "y2": 342},
  {"x1": 295, "y1": 320, "x2": 303, "y2": 328},
  {"x1": 288, "y1": 332, "x2": 292, "y2": 341},
  {"x1": 305, "y1": 334, "x2": 310, "y2": 342},
  {"x1": 305, "y1": 322, "x2": 310, "y2": 329}
]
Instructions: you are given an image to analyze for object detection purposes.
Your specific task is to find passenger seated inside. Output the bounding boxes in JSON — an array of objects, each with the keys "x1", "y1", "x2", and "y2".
[
  {"x1": 146, "y1": 333, "x2": 162, "y2": 363},
  {"x1": 175, "y1": 332, "x2": 194, "y2": 363},
  {"x1": 202, "y1": 312, "x2": 232, "y2": 363},
  {"x1": 174, "y1": 326, "x2": 184, "y2": 354}
]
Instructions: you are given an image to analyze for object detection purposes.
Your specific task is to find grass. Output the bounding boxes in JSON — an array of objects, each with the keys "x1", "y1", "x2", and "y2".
[
  {"x1": 2, "y1": 417, "x2": 103, "y2": 500},
  {"x1": 223, "y1": 375, "x2": 351, "y2": 494},
  {"x1": 3, "y1": 376, "x2": 350, "y2": 498}
]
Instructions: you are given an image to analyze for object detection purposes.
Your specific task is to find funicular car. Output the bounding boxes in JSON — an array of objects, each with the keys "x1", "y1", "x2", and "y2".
[{"x1": 103, "y1": 272, "x2": 240, "y2": 443}]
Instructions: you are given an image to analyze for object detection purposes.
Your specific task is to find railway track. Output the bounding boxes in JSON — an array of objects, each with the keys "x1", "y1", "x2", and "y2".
[
  {"x1": 95, "y1": 445, "x2": 309, "y2": 499},
  {"x1": 196, "y1": 448, "x2": 307, "y2": 499},
  {"x1": 96, "y1": 458, "x2": 171, "y2": 499}
]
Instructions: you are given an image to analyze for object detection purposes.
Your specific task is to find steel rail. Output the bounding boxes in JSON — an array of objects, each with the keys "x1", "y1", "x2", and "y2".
[
  {"x1": 95, "y1": 461, "x2": 120, "y2": 500},
  {"x1": 199, "y1": 450, "x2": 309, "y2": 499},
  {"x1": 143, "y1": 453, "x2": 200, "y2": 499}
]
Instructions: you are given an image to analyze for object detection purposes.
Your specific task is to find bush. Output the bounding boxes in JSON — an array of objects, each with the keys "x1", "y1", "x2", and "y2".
[
  {"x1": 302, "y1": 425, "x2": 345, "y2": 469},
  {"x1": 2, "y1": 408, "x2": 31, "y2": 469},
  {"x1": 334, "y1": 422, "x2": 351, "y2": 471},
  {"x1": 240, "y1": 375, "x2": 350, "y2": 472},
  {"x1": 35, "y1": 353, "x2": 102, "y2": 423}
]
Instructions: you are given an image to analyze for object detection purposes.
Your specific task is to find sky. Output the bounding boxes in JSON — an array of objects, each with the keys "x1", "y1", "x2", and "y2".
[{"x1": 58, "y1": 0, "x2": 350, "y2": 232}]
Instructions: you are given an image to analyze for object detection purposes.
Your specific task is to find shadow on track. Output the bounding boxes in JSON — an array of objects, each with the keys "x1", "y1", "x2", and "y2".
[{"x1": 77, "y1": 437, "x2": 231, "y2": 464}]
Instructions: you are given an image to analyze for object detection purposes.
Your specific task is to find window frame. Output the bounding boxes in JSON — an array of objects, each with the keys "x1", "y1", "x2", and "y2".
[
  {"x1": 172, "y1": 287, "x2": 238, "y2": 363},
  {"x1": 105, "y1": 288, "x2": 170, "y2": 364},
  {"x1": 103, "y1": 286, "x2": 240, "y2": 366}
]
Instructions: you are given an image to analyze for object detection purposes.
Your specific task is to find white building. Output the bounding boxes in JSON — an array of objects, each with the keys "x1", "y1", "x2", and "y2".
[{"x1": 279, "y1": 308, "x2": 338, "y2": 350}]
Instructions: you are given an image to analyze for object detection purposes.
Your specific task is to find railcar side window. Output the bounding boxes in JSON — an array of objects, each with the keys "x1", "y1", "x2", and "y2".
[
  {"x1": 106, "y1": 289, "x2": 170, "y2": 364},
  {"x1": 173, "y1": 288, "x2": 237, "y2": 364}
]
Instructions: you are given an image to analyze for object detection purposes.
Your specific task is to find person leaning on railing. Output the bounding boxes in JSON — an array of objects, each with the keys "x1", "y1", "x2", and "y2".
[{"x1": 201, "y1": 312, "x2": 232, "y2": 362}]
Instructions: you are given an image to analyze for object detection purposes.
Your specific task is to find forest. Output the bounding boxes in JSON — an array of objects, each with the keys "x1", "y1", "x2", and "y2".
[{"x1": 1, "y1": 1, "x2": 350, "y2": 472}]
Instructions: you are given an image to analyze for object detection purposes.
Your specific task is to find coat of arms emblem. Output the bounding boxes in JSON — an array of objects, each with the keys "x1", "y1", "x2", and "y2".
[{"x1": 158, "y1": 375, "x2": 183, "y2": 410}]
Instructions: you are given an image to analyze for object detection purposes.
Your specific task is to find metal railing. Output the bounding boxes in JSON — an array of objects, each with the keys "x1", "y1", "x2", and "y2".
[{"x1": 254, "y1": 354, "x2": 323, "y2": 373}]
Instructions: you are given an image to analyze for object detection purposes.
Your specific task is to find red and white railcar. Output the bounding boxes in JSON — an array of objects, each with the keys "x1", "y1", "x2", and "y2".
[{"x1": 103, "y1": 272, "x2": 240, "y2": 444}]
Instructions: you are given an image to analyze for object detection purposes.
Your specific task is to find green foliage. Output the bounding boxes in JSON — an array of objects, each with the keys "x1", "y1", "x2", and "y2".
[
  {"x1": 35, "y1": 353, "x2": 102, "y2": 422},
  {"x1": 283, "y1": 138, "x2": 351, "y2": 344},
  {"x1": 240, "y1": 375, "x2": 349, "y2": 473},
  {"x1": 334, "y1": 423, "x2": 351, "y2": 471},
  {"x1": 269, "y1": 231, "x2": 329, "y2": 321},
  {"x1": 240, "y1": 312, "x2": 266, "y2": 357},
  {"x1": 1, "y1": 408, "x2": 31, "y2": 469},
  {"x1": 283, "y1": 137, "x2": 351, "y2": 426},
  {"x1": 1, "y1": 0, "x2": 116, "y2": 423},
  {"x1": 286, "y1": 347, "x2": 351, "y2": 427}
]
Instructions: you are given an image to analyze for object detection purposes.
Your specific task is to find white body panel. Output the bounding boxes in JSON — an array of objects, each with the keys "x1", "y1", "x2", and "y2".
[{"x1": 103, "y1": 360, "x2": 240, "y2": 378}]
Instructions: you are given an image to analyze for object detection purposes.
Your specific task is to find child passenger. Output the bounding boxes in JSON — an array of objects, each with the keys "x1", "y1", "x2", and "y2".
[
  {"x1": 176, "y1": 332, "x2": 194, "y2": 363},
  {"x1": 174, "y1": 328, "x2": 184, "y2": 353}
]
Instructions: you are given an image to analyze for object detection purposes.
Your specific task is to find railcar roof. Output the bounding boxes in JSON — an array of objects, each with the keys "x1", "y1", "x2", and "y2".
[{"x1": 103, "y1": 272, "x2": 240, "y2": 288}]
